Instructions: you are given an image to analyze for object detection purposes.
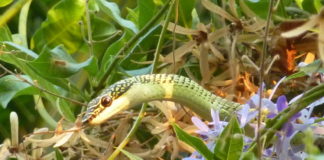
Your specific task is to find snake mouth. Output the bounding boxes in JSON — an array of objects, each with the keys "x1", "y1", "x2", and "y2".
[
  {"x1": 82, "y1": 97, "x2": 101, "y2": 124},
  {"x1": 87, "y1": 96, "x2": 130, "y2": 125}
]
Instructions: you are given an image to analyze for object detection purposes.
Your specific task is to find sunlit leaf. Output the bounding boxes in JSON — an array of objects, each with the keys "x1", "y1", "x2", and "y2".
[
  {"x1": 97, "y1": 0, "x2": 138, "y2": 33},
  {"x1": 31, "y1": 0, "x2": 85, "y2": 53},
  {"x1": 0, "y1": 0, "x2": 13, "y2": 7}
]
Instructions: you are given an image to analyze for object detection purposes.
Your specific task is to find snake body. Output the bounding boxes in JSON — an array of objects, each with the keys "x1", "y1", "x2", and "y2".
[{"x1": 82, "y1": 74, "x2": 242, "y2": 125}]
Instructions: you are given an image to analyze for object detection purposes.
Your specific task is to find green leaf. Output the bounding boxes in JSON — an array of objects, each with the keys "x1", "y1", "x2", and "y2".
[
  {"x1": 241, "y1": 151, "x2": 257, "y2": 160},
  {"x1": 138, "y1": 0, "x2": 156, "y2": 29},
  {"x1": 178, "y1": 0, "x2": 195, "y2": 26},
  {"x1": 31, "y1": 0, "x2": 85, "y2": 53},
  {"x1": 314, "y1": 0, "x2": 323, "y2": 12},
  {"x1": 123, "y1": 64, "x2": 152, "y2": 76},
  {"x1": 0, "y1": 75, "x2": 37, "y2": 108},
  {"x1": 84, "y1": 56, "x2": 99, "y2": 77},
  {"x1": 300, "y1": 60, "x2": 324, "y2": 73},
  {"x1": 0, "y1": 0, "x2": 13, "y2": 7},
  {"x1": 172, "y1": 123, "x2": 214, "y2": 160},
  {"x1": 244, "y1": 0, "x2": 269, "y2": 19},
  {"x1": 57, "y1": 98, "x2": 75, "y2": 122},
  {"x1": 55, "y1": 148, "x2": 64, "y2": 160},
  {"x1": 120, "y1": 149, "x2": 143, "y2": 160},
  {"x1": 0, "y1": 26, "x2": 12, "y2": 41},
  {"x1": 0, "y1": 44, "x2": 76, "y2": 121},
  {"x1": 286, "y1": 60, "x2": 324, "y2": 80},
  {"x1": 214, "y1": 116, "x2": 243, "y2": 160},
  {"x1": 302, "y1": 0, "x2": 317, "y2": 14},
  {"x1": 97, "y1": 31, "x2": 133, "y2": 80},
  {"x1": 29, "y1": 46, "x2": 93, "y2": 78},
  {"x1": 92, "y1": 16, "x2": 117, "y2": 39},
  {"x1": 295, "y1": 0, "x2": 303, "y2": 9},
  {"x1": 97, "y1": 0, "x2": 138, "y2": 33}
]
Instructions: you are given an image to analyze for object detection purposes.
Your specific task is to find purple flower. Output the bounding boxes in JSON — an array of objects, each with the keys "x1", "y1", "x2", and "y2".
[{"x1": 191, "y1": 109, "x2": 227, "y2": 140}]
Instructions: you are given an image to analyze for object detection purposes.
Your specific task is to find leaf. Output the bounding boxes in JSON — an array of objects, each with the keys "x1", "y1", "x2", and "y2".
[
  {"x1": 123, "y1": 64, "x2": 152, "y2": 76},
  {"x1": 84, "y1": 56, "x2": 99, "y2": 77},
  {"x1": 55, "y1": 148, "x2": 64, "y2": 160},
  {"x1": 178, "y1": 0, "x2": 195, "y2": 25},
  {"x1": 314, "y1": 0, "x2": 323, "y2": 12},
  {"x1": 0, "y1": 75, "x2": 37, "y2": 108},
  {"x1": 57, "y1": 98, "x2": 75, "y2": 122},
  {"x1": 3, "y1": 41, "x2": 38, "y2": 59},
  {"x1": 172, "y1": 123, "x2": 214, "y2": 160},
  {"x1": 92, "y1": 16, "x2": 117, "y2": 39},
  {"x1": 138, "y1": 0, "x2": 156, "y2": 29},
  {"x1": 97, "y1": 0, "x2": 138, "y2": 33},
  {"x1": 120, "y1": 149, "x2": 143, "y2": 160},
  {"x1": 97, "y1": 30, "x2": 133, "y2": 80},
  {"x1": 31, "y1": 0, "x2": 85, "y2": 53},
  {"x1": 29, "y1": 46, "x2": 93, "y2": 78},
  {"x1": 243, "y1": 0, "x2": 269, "y2": 19},
  {"x1": 0, "y1": 44, "x2": 76, "y2": 121},
  {"x1": 0, "y1": 26, "x2": 12, "y2": 41},
  {"x1": 0, "y1": 0, "x2": 13, "y2": 7},
  {"x1": 214, "y1": 116, "x2": 243, "y2": 160},
  {"x1": 286, "y1": 60, "x2": 324, "y2": 80},
  {"x1": 302, "y1": 0, "x2": 317, "y2": 14},
  {"x1": 300, "y1": 60, "x2": 324, "y2": 73}
]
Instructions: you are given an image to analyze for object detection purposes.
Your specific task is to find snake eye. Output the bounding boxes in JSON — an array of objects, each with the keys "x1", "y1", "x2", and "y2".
[{"x1": 100, "y1": 96, "x2": 112, "y2": 107}]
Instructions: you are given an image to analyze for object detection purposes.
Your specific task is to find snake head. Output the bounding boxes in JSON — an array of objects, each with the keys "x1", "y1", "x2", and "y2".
[{"x1": 82, "y1": 80, "x2": 134, "y2": 125}]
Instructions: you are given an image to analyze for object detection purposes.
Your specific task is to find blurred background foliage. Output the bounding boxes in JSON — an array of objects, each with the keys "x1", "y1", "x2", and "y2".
[{"x1": 0, "y1": 0, "x2": 324, "y2": 159}]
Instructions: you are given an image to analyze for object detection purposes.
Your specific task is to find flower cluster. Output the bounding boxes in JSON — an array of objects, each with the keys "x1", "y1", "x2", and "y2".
[{"x1": 184, "y1": 84, "x2": 324, "y2": 160}]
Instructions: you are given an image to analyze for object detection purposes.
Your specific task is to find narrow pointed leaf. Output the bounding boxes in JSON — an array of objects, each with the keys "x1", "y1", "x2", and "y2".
[{"x1": 172, "y1": 123, "x2": 214, "y2": 160}]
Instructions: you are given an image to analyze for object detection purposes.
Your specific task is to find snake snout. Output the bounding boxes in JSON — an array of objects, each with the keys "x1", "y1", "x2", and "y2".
[{"x1": 82, "y1": 98, "x2": 100, "y2": 124}]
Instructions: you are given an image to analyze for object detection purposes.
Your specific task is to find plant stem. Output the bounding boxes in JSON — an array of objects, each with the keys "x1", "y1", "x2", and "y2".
[
  {"x1": 85, "y1": 0, "x2": 94, "y2": 56},
  {"x1": 152, "y1": 0, "x2": 176, "y2": 73},
  {"x1": 256, "y1": 0, "x2": 274, "y2": 158},
  {"x1": 107, "y1": 103, "x2": 147, "y2": 160}
]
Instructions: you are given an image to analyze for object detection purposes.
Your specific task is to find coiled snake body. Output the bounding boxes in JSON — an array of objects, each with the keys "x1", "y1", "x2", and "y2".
[{"x1": 82, "y1": 74, "x2": 242, "y2": 125}]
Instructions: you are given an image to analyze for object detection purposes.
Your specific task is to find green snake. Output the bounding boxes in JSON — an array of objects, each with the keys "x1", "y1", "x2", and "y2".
[{"x1": 82, "y1": 74, "x2": 242, "y2": 125}]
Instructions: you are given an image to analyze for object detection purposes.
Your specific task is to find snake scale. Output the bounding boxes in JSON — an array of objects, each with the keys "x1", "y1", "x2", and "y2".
[{"x1": 82, "y1": 74, "x2": 242, "y2": 125}]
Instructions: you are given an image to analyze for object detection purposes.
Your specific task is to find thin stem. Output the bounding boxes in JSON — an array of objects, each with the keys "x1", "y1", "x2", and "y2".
[
  {"x1": 92, "y1": 30, "x2": 123, "y2": 43},
  {"x1": 172, "y1": 0, "x2": 179, "y2": 73},
  {"x1": 0, "y1": 63, "x2": 87, "y2": 106},
  {"x1": 107, "y1": 103, "x2": 147, "y2": 160},
  {"x1": 152, "y1": 0, "x2": 176, "y2": 73},
  {"x1": 256, "y1": 0, "x2": 274, "y2": 158},
  {"x1": 92, "y1": 0, "x2": 172, "y2": 97},
  {"x1": 85, "y1": 0, "x2": 94, "y2": 56}
]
